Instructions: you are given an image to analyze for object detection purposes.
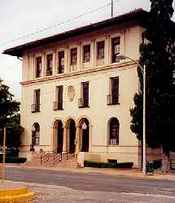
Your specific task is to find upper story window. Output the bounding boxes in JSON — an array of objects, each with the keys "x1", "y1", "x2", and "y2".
[
  {"x1": 111, "y1": 37, "x2": 120, "y2": 63},
  {"x1": 83, "y1": 44, "x2": 90, "y2": 63},
  {"x1": 35, "y1": 56, "x2": 42, "y2": 78},
  {"x1": 97, "y1": 41, "x2": 105, "y2": 60},
  {"x1": 31, "y1": 89, "x2": 40, "y2": 113},
  {"x1": 107, "y1": 77, "x2": 119, "y2": 105},
  {"x1": 58, "y1": 51, "x2": 64, "y2": 74},
  {"x1": 46, "y1": 54, "x2": 53, "y2": 76},
  {"x1": 70, "y1": 48, "x2": 77, "y2": 66}
]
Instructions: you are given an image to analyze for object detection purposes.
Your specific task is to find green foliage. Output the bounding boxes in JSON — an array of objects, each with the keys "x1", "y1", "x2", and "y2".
[
  {"x1": 0, "y1": 79, "x2": 23, "y2": 147},
  {"x1": 130, "y1": 0, "x2": 175, "y2": 154},
  {"x1": 84, "y1": 160, "x2": 133, "y2": 168},
  {"x1": 0, "y1": 155, "x2": 26, "y2": 163}
]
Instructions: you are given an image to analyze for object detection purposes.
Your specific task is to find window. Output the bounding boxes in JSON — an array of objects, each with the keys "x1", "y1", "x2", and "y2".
[
  {"x1": 70, "y1": 48, "x2": 77, "y2": 65},
  {"x1": 31, "y1": 123, "x2": 40, "y2": 147},
  {"x1": 108, "y1": 77, "x2": 119, "y2": 105},
  {"x1": 172, "y1": 69, "x2": 175, "y2": 85},
  {"x1": 83, "y1": 45, "x2": 90, "y2": 63},
  {"x1": 31, "y1": 89, "x2": 40, "y2": 113},
  {"x1": 112, "y1": 37, "x2": 120, "y2": 63},
  {"x1": 58, "y1": 51, "x2": 64, "y2": 74},
  {"x1": 46, "y1": 54, "x2": 53, "y2": 76},
  {"x1": 35, "y1": 56, "x2": 42, "y2": 78},
  {"x1": 53, "y1": 86, "x2": 63, "y2": 110},
  {"x1": 109, "y1": 118, "x2": 119, "y2": 145},
  {"x1": 97, "y1": 41, "x2": 105, "y2": 60},
  {"x1": 79, "y1": 82, "x2": 89, "y2": 108}
]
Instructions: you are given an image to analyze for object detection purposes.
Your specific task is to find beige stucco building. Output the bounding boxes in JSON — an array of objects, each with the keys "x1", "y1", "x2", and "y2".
[{"x1": 4, "y1": 9, "x2": 148, "y2": 167}]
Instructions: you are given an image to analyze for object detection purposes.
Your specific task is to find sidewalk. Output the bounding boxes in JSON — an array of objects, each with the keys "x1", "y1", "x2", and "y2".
[{"x1": 5, "y1": 163, "x2": 175, "y2": 181}]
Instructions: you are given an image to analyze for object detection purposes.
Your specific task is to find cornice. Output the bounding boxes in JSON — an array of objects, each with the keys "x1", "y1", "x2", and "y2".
[{"x1": 21, "y1": 61, "x2": 137, "y2": 86}]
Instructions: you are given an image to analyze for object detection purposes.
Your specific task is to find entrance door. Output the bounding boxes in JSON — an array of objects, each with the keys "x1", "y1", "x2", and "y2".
[
  {"x1": 55, "y1": 120, "x2": 63, "y2": 153},
  {"x1": 69, "y1": 119, "x2": 76, "y2": 153},
  {"x1": 80, "y1": 118, "x2": 89, "y2": 152}
]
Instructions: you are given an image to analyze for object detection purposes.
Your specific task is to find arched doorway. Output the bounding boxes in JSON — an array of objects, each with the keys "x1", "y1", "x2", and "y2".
[
  {"x1": 108, "y1": 117, "x2": 119, "y2": 145},
  {"x1": 67, "y1": 119, "x2": 76, "y2": 153},
  {"x1": 79, "y1": 118, "x2": 89, "y2": 152},
  {"x1": 54, "y1": 120, "x2": 63, "y2": 153},
  {"x1": 32, "y1": 122, "x2": 40, "y2": 146}
]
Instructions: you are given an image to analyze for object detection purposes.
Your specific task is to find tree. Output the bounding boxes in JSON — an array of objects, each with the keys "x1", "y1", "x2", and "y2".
[
  {"x1": 0, "y1": 79, "x2": 22, "y2": 148},
  {"x1": 130, "y1": 0, "x2": 175, "y2": 169}
]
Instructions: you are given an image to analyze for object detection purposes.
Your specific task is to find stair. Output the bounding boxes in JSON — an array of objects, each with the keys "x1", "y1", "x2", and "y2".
[{"x1": 24, "y1": 152, "x2": 78, "y2": 168}]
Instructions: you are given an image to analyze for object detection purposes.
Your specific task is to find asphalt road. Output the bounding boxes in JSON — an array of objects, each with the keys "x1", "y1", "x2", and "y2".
[{"x1": 5, "y1": 167, "x2": 175, "y2": 196}]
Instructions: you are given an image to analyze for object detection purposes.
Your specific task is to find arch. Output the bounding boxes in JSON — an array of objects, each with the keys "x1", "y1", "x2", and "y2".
[
  {"x1": 108, "y1": 117, "x2": 119, "y2": 145},
  {"x1": 76, "y1": 115, "x2": 92, "y2": 127},
  {"x1": 66, "y1": 118, "x2": 76, "y2": 153},
  {"x1": 64, "y1": 116, "x2": 76, "y2": 128},
  {"x1": 79, "y1": 118, "x2": 89, "y2": 152},
  {"x1": 31, "y1": 122, "x2": 40, "y2": 146},
  {"x1": 52, "y1": 117, "x2": 64, "y2": 128},
  {"x1": 53, "y1": 120, "x2": 64, "y2": 153}
]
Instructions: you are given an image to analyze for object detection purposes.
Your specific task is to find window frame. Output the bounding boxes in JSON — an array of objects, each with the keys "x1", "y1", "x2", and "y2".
[
  {"x1": 108, "y1": 117, "x2": 119, "y2": 145},
  {"x1": 83, "y1": 44, "x2": 91, "y2": 63},
  {"x1": 70, "y1": 47, "x2": 78, "y2": 66},
  {"x1": 35, "y1": 56, "x2": 42, "y2": 78},
  {"x1": 57, "y1": 50, "x2": 65, "y2": 74},
  {"x1": 111, "y1": 36, "x2": 120, "y2": 63},
  {"x1": 46, "y1": 53, "x2": 53, "y2": 76},
  {"x1": 96, "y1": 40, "x2": 105, "y2": 60}
]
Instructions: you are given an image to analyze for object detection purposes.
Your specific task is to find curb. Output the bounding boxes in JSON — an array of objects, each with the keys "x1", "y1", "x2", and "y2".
[{"x1": 0, "y1": 187, "x2": 34, "y2": 202}]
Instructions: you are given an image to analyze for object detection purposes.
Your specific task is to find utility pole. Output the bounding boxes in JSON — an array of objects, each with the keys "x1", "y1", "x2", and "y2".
[
  {"x1": 1, "y1": 128, "x2": 6, "y2": 183},
  {"x1": 111, "y1": 0, "x2": 114, "y2": 17}
]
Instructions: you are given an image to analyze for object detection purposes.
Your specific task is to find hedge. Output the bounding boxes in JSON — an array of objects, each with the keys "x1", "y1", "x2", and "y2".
[
  {"x1": 84, "y1": 160, "x2": 133, "y2": 168},
  {"x1": 0, "y1": 156, "x2": 26, "y2": 163}
]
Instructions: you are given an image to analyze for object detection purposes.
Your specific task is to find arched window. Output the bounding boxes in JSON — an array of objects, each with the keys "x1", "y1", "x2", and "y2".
[
  {"x1": 32, "y1": 123, "x2": 40, "y2": 146},
  {"x1": 109, "y1": 118, "x2": 119, "y2": 145}
]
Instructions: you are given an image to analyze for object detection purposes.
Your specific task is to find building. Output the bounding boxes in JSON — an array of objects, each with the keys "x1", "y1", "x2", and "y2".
[{"x1": 4, "y1": 9, "x2": 148, "y2": 167}]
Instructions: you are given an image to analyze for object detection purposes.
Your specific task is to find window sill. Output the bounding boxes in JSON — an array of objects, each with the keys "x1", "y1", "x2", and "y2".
[
  {"x1": 79, "y1": 105, "x2": 90, "y2": 109},
  {"x1": 107, "y1": 144, "x2": 119, "y2": 147},
  {"x1": 31, "y1": 111, "x2": 40, "y2": 113},
  {"x1": 53, "y1": 108, "x2": 64, "y2": 111},
  {"x1": 107, "y1": 102, "x2": 120, "y2": 105}
]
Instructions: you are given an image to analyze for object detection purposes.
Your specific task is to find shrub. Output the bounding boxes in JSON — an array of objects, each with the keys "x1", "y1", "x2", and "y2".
[
  {"x1": 84, "y1": 160, "x2": 133, "y2": 168},
  {"x1": 0, "y1": 156, "x2": 26, "y2": 163}
]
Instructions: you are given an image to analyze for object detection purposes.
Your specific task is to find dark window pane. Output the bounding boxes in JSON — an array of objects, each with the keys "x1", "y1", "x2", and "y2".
[
  {"x1": 112, "y1": 37, "x2": 120, "y2": 63},
  {"x1": 57, "y1": 86, "x2": 63, "y2": 110},
  {"x1": 46, "y1": 54, "x2": 53, "y2": 76},
  {"x1": 70, "y1": 48, "x2": 77, "y2": 65},
  {"x1": 109, "y1": 118, "x2": 119, "y2": 145},
  {"x1": 58, "y1": 51, "x2": 64, "y2": 74},
  {"x1": 97, "y1": 41, "x2": 104, "y2": 59},
  {"x1": 83, "y1": 45, "x2": 90, "y2": 63},
  {"x1": 82, "y1": 82, "x2": 89, "y2": 107},
  {"x1": 35, "y1": 57, "x2": 42, "y2": 78},
  {"x1": 111, "y1": 77, "x2": 119, "y2": 104}
]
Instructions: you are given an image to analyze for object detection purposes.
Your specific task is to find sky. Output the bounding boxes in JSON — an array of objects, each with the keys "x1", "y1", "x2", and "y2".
[{"x1": 0, "y1": 0, "x2": 151, "y2": 100}]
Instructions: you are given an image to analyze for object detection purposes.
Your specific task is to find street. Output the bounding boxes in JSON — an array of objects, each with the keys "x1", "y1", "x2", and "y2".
[{"x1": 4, "y1": 167, "x2": 175, "y2": 202}]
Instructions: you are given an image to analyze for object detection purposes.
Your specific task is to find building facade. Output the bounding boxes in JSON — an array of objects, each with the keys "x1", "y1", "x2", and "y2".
[{"x1": 4, "y1": 9, "x2": 147, "y2": 167}]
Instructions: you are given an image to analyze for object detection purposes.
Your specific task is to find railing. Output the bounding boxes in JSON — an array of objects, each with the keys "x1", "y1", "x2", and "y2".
[
  {"x1": 46, "y1": 69, "x2": 52, "y2": 76},
  {"x1": 31, "y1": 104, "x2": 40, "y2": 113},
  {"x1": 107, "y1": 94, "x2": 119, "y2": 105},
  {"x1": 78, "y1": 98, "x2": 89, "y2": 108},
  {"x1": 40, "y1": 152, "x2": 76, "y2": 166},
  {"x1": 53, "y1": 101, "x2": 63, "y2": 111}
]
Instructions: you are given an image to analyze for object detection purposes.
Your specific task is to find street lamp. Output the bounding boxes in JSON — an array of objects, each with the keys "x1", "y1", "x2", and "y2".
[{"x1": 117, "y1": 54, "x2": 146, "y2": 175}]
